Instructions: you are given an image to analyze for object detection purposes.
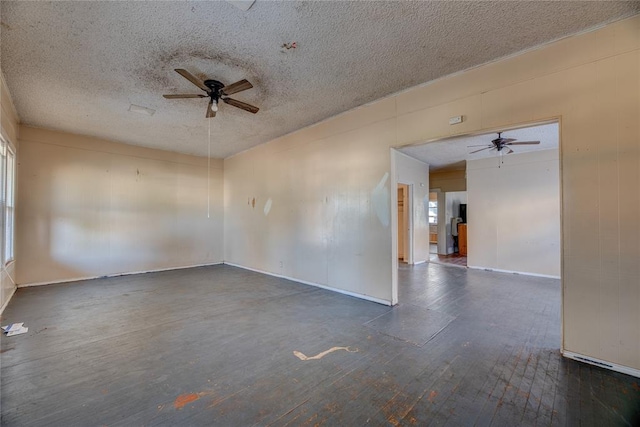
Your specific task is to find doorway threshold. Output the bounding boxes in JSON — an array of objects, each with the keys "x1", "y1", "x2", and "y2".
[{"x1": 428, "y1": 253, "x2": 467, "y2": 268}]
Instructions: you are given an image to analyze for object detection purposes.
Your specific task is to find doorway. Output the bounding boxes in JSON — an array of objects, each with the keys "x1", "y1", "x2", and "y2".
[
  {"x1": 396, "y1": 120, "x2": 561, "y2": 278},
  {"x1": 428, "y1": 191, "x2": 438, "y2": 254},
  {"x1": 397, "y1": 183, "x2": 412, "y2": 264}
]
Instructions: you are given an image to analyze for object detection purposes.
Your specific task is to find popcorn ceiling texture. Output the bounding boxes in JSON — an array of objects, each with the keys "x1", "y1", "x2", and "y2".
[{"x1": 1, "y1": 1, "x2": 638, "y2": 158}]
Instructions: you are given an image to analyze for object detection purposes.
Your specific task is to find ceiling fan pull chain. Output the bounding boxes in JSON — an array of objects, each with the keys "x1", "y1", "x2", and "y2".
[{"x1": 207, "y1": 118, "x2": 211, "y2": 219}]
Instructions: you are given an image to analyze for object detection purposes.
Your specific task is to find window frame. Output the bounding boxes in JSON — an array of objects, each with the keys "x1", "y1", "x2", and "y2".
[
  {"x1": 0, "y1": 135, "x2": 16, "y2": 266},
  {"x1": 4, "y1": 144, "x2": 15, "y2": 265}
]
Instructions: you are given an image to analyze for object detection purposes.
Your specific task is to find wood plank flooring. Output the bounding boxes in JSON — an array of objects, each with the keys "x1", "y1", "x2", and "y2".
[{"x1": 1, "y1": 264, "x2": 639, "y2": 426}]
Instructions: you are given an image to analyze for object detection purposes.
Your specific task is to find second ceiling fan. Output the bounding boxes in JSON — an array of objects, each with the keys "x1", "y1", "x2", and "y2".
[
  {"x1": 163, "y1": 69, "x2": 259, "y2": 118},
  {"x1": 468, "y1": 132, "x2": 540, "y2": 155}
]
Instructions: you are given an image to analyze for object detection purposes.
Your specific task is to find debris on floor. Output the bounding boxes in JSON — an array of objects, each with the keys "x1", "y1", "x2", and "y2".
[
  {"x1": 293, "y1": 346, "x2": 358, "y2": 361},
  {"x1": 2, "y1": 322, "x2": 28, "y2": 336}
]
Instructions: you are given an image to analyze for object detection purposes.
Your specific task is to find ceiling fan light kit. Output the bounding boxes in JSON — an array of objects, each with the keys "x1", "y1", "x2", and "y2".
[{"x1": 163, "y1": 69, "x2": 260, "y2": 118}]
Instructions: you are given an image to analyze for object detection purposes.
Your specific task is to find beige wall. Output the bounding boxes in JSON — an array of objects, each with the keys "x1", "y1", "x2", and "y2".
[
  {"x1": 16, "y1": 127, "x2": 224, "y2": 285},
  {"x1": 467, "y1": 149, "x2": 560, "y2": 277},
  {"x1": 430, "y1": 169, "x2": 466, "y2": 192},
  {"x1": 224, "y1": 112, "x2": 396, "y2": 304},
  {"x1": 225, "y1": 16, "x2": 640, "y2": 371},
  {"x1": 1, "y1": 74, "x2": 19, "y2": 312},
  {"x1": 1, "y1": 77, "x2": 19, "y2": 145}
]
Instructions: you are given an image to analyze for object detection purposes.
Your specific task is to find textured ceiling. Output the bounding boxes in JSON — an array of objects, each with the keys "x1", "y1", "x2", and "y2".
[
  {"x1": 400, "y1": 123, "x2": 559, "y2": 171},
  {"x1": 1, "y1": 2, "x2": 638, "y2": 158}
]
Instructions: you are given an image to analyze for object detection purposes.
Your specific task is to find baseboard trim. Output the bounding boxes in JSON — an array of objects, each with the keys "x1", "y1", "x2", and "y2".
[
  {"x1": 412, "y1": 260, "x2": 427, "y2": 265},
  {"x1": 224, "y1": 262, "x2": 392, "y2": 306},
  {"x1": 17, "y1": 260, "x2": 393, "y2": 306},
  {"x1": 17, "y1": 262, "x2": 224, "y2": 288},
  {"x1": 467, "y1": 265, "x2": 560, "y2": 279},
  {"x1": 0, "y1": 285, "x2": 17, "y2": 315},
  {"x1": 563, "y1": 350, "x2": 640, "y2": 378}
]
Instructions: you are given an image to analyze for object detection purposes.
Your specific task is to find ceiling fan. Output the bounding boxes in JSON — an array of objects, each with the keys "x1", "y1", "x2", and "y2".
[
  {"x1": 163, "y1": 69, "x2": 259, "y2": 118},
  {"x1": 468, "y1": 132, "x2": 540, "y2": 155}
]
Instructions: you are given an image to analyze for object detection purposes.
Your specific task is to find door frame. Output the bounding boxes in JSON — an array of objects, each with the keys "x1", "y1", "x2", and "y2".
[
  {"x1": 402, "y1": 183, "x2": 414, "y2": 264},
  {"x1": 392, "y1": 118, "x2": 562, "y2": 348},
  {"x1": 391, "y1": 150, "x2": 417, "y2": 305}
]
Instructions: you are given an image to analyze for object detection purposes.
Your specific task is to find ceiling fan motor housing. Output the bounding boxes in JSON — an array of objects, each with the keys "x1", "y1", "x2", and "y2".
[{"x1": 204, "y1": 79, "x2": 225, "y2": 101}]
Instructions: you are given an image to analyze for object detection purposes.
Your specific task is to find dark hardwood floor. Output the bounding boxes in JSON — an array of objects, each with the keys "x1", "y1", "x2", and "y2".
[{"x1": 1, "y1": 264, "x2": 638, "y2": 426}]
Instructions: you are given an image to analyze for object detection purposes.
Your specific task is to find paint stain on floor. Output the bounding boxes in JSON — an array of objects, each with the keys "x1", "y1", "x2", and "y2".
[
  {"x1": 293, "y1": 346, "x2": 358, "y2": 361},
  {"x1": 174, "y1": 392, "x2": 204, "y2": 409}
]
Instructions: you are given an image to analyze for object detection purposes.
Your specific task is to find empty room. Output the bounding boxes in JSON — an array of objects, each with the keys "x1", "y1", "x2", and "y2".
[{"x1": 1, "y1": 2, "x2": 639, "y2": 426}]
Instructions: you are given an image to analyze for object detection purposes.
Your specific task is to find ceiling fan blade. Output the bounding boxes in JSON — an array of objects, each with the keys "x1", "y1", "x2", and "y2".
[
  {"x1": 469, "y1": 146, "x2": 493, "y2": 154},
  {"x1": 206, "y1": 100, "x2": 216, "y2": 118},
  {"x1": 163, "y1": 94, "x2": 207, "y2": 99},
  {"x1": 223, "y1": 97, "x2": 259, "y2": 114},
  {"x1": 506, "y1": 141, "x2": 540, "y2": 145},
  {"x1": 175, "y1": 69, "x2": 209, "y2": 92},
  {"x1": 222, "y1": 79, "x2": 253, "y2": 96},
  {"x1": 499, "y1": 138, "x2": 517, "y2": 143},
  {"x1": 467, "y1": 144, "x2": 489, "y2": 147},
  {"x1": 505, "y1": 147, "x2": 514, "y2": 154}
]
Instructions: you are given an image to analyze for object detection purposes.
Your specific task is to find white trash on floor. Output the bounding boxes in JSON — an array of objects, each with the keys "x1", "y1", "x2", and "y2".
[{"x1": 2, "y1": 322, "x2": 28, "y2": 336}]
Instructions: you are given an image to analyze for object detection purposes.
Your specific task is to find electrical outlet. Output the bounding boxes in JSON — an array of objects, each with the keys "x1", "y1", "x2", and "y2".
[
  {"x1": 279, "y1": 261, "x2": 283, "y2": 268},
  {"x1": 449, "y1": 115, "x2": 463, "y2": 125}
]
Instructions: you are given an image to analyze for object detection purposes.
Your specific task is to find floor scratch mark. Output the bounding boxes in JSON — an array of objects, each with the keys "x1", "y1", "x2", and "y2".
[
  {"x1": 266, "y1": 398, "x2": 310, "y2": 426},
  {"x1": 591, "y1": 390, "x2": 632, "y2": 427}
]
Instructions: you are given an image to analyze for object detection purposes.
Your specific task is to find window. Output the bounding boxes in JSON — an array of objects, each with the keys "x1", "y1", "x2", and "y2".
[
  {"x1": 428, "y1": 200, "x2": 437, "y2": 224},
  {"x1": 5, "y1": 146, "x2": 15, "y2": 263},
  {"x1": 0, "y1": 136, "x2": 15, "y2": 264}
]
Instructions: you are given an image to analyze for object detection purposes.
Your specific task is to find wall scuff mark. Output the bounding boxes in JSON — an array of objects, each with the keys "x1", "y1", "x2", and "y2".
[
  {"x1": 281, "y1": 42, "x2": 297, "y2": 50},
  {"x1": 372, "y1": 172, "x2": 390, "y2": 227},
  {"x1": 263, "y1": 198, "x2": 272, "y2": 216}
]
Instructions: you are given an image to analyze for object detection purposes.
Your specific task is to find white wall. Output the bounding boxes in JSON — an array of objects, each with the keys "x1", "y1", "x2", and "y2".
[
  {"x1": 467, "y1": 149, "x2": 560, "y2": 277},
  {"x1": 444, "y1": 191, "x2": 467, "y2": 254},
  {"x1": 394, "y1": 151, "x2": 430, "y2": 264},
  {"x1": 16, "y1": 127, "x2": 224, "y2": 285},
  {"x1": 225, "y1": 15, "x2": 640, "y2": 372}
]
